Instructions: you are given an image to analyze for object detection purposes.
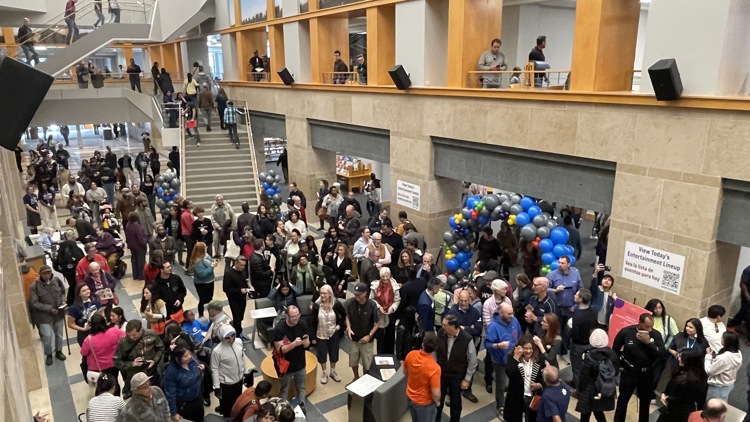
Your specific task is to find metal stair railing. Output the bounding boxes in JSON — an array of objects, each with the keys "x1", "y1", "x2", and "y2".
[{"x1": 236, "y1": 100, "x2": 262, "y2": 206}]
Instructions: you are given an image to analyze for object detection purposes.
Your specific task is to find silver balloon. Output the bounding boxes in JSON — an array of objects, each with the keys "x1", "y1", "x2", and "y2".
[
  {"x1": 533, "y1": 214, "x2": 547, "y2": 227},
  {"x1": 463, "y1": 245, "x2": 472, "y2": 254},
  {"x1": 274, "y1": 174, "x2": 282, "y2": 182},
  {"x1": 265, "y1": 175, "x2": 274, "y2": 184},
  {"x1": 164, "y1": 172, "x2": 174, "y2": 182},
  {"x1": 170, "y1": 178, "x2": 180, "y2": 189},
  {"x1": 482, "y1": 194, "x2": 500, "y2": 211},
  {"x1": 167, "y1": 200, "x2": 175, "y2": 208},
  {"x1": 479, "y1": 207, "x2": 491, "y2": 217},
  {"x1": 537, "y1": 226, "x2": 551, "y2": 239},
  {"x1": 455, "y1": 239, "x2": 467, "y2": 249},
  {"x1": 271, "y1": 182, "x2": 279, "y2": 189},
  {"x1": 541, "y1": 212, "x2": 552, "y2": 220},
  {"x1": 443, "y1": 231, "x2": 456, "y2": 245},
  {"x1": 272, "y1": 193, "x2": 282, "y2": 204},
  {"x1": 156, "y1": 175, "x2": 165, "y2": 184},
  {"x1": 510, "y1": 194, "x2": 522, "y2": 204},
  {"x1": 500, "y1": 201, "x2": 511, "y2": 212},
  {"x1": 468, "y1": 219, "x2": 480, "y2": 231},
  {"x1": 447, "y1": 275, "x2": 458, "y2": 286},
  {"x1": 259, "y1": 172, "x2": 268, "y2": 181},
  {"x1": 160, "y1": 208, "x2": 170, "y2": 218},
  {"x1": 449, "y1": 244, "x2": 459, "y2": 254},
  {"x1": 454, "y1": 269, "x2": 466, "y2": 279},
  {"x1": 520, "y1": 223, "x2": 537, "y2": 242},
  {"x1": 497, "y1": 194, "x2": 510, "y2": 204},
  {"x1": 510, "y1": 204, "x2": 523, "y2": 215},
  {"x1": 491, "y1": 205, "x2": 503, "y2": 221},
  {"x1": 168, "y1": 188, "x2": 176, "y2": 195},
  {"x1": 546, "y1": 220, "x2": 558, "y2": 229},
  {"x1": 161, "y1": 182, "x2": 170, "y2": 190},
  {"x1": 155, "y1": 199, "x2": 166, "y2": 209},
  {"x1": 268, "y1": 169, "x2": 276, "y2": 176},
  {"x1": 459, "y1": 219, "x2": 469, "y2": 228},
  {"x1": 465, "y1": 233, "x2": 476, "y2": 244}
]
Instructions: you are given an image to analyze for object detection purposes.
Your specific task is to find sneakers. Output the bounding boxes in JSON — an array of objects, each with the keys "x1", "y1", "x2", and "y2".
[
  {"x1": 445, "y1": 397, "x2": 451, "y2": 407},
  {"x1": 235, "y1": 144, "x2": 239, "y2": 149},
  {"x1": 329, "y1": 370, "x2": 341, "y2": 382},
  {"x1": 55, "y1": 351, "x2": 66, "y2": 361},
  {"x1": 196, "y1": 142, "x2": 201, "y2": 147},
  {"x1": 45, "y1": 354, "x2": 53, "y2": 366},
  {"x1": 462, "y1": 391, "x2": 478, "y2": 403},
  {"x1": 496, "y1": 407, "x2": 505, "y2": 421},
  {"x1": 321, "y1": 373, "x2": 328, "y2": 384},
  {"x1": 203, "y1": 397, "x2": 211, "y2": 407}
]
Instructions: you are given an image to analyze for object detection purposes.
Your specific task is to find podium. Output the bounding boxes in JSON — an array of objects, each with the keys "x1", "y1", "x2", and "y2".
[{"x1": 346, "y1": 354, "x2": 407, "y2": 422}]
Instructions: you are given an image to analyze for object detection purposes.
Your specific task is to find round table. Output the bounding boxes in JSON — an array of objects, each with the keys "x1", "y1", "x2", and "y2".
[{"x1": 260, "y1": 350, "x2": 318, "y2": 399}]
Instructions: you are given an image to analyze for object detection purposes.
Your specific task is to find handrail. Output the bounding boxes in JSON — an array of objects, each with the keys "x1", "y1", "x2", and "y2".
[
  {"x1": 322, "y1": 71, "x2": 359, "y2": 84},
  {"x1": 467, "y1": 69, "x2": 569, "y2": 89},
  {"x1": 14, "y1": 0, "x2": 154, "y2": 48},
  {"x1": 237, "y1": 100, "x2": 262, "y2": 206}
]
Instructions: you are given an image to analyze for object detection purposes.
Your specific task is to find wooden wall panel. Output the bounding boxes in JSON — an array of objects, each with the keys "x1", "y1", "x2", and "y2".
[
  {"x1": 446, "y1": 0, "x2": 503, "y2": 88},
  {"x1": 237, "y1": 29, "x2": 269, "y2": 81},
  {"x1": 2, "y1": 28, "x2": 16, "y2": 59},
  {"x1": 269, "y1": 25, "x2": 286, "y2": 82},
  {"x1": 310, "y1": 16, "x2": 349, "y2": 84},
  {"x1": 570, "y1": 0, "x2": 640, "y2": 92},
  {"x1": 366, "y1": 5, "x2": 395, "y2": 86}
]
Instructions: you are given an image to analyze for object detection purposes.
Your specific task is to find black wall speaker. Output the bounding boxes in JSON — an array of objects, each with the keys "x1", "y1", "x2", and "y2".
[
  {"x1": 0, "y1": 56, "x2": 54, "y2": 150},
  {"x1": 277, "y1": 67, "x2": 294, "y2": 85},
  {"x1": 648, "y1": 58, "x2": 683, "y2": 101},
  {"x1": 388, "y1": 65, "x2": 411, "y2": 90}
]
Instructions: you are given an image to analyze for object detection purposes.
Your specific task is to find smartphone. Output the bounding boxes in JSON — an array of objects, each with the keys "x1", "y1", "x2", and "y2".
[
  {"x1": 525, "y1": 304, "x2": 534, "y2": 312},
  {"x1": 302, "y1": 334, "x2": 309, "y2": 339},
  {"x1": 604, "y1": 266, "x2": 612, "y2": 272}
]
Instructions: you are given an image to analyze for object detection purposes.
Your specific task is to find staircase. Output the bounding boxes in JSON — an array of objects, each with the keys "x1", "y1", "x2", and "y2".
[{"x1": 183, "y1": 110, "x2": 261, "y2": 211}]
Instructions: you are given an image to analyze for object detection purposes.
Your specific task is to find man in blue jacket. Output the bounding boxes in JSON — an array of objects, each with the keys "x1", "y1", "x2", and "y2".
[
  {"x1": 449, "y1": 289, "x2": 482, "y2": 403},
  {"x1": 485, "y1": 302, "x2": 522, "y2": 419},
  {"x1": 418, "y1": 277, "x2": 441, "y2": 333}
]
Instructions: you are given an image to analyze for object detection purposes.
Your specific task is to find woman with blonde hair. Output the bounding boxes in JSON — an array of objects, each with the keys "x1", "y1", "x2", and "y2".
[
  {"x1": 188, "y1": 242, "x2": 217, "y2": 316},
  {"x1": 311, "y1": 284, "x2": 346, "y2": 384},
  {"x1": 369, "y1": 266, "x2": 401, "y2": 354}
]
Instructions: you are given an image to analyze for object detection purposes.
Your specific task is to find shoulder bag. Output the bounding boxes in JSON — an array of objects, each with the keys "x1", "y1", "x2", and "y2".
[{"x1": 86, "y1": 336, "x2": 103, "y2": 384}]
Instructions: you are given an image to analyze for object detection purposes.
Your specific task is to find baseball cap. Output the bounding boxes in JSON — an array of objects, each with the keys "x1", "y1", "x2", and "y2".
[
  {"x1": 130, "y1": 372, "x2": 152, "y2": 390},
  {"x1": 39, "y1": 265, "x2": 53, "y2": 274},
  {"x1": 482, "y1": 270, "x2": 499, "y2": 280},
  {"x1": 206, "y1": 300, "x2": 224, "y2": 310},
  {"x1": 353, "y1": 283, "x2": 368, "y2": 294}
]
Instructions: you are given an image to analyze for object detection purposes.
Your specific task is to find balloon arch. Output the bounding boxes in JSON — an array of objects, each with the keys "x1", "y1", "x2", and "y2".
[{"x1": 442, "y1": 193, "x2": 574, "y2": 287}]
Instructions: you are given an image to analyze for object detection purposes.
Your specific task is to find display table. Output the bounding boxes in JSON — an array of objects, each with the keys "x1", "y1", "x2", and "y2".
[
  {"x1": 336, "y1": 162, "x2": 372, "y2": 193},
  {"x1": 260, "y1": 351, "x2": 317, "y2": 399}
]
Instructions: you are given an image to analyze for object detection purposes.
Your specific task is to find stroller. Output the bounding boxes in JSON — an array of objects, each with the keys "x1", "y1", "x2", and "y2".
[{"x1": 107, "y1": 230, "x2": 128, "y2": 279}]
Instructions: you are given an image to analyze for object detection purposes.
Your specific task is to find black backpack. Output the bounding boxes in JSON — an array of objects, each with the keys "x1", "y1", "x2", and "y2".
[
  {"x1": 54, "y1": 242, "x2": 84, "y2": 272},
  {"x1": 595, "y1": 358, "x2": 617, "y2": 398}
]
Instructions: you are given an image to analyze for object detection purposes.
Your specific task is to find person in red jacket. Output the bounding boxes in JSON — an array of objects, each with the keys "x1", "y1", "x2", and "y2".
[
  {"x1": 180, "y1": 200, "x2": 195, "y2": 273},
  {"x1": 76, "y1": 244, "x2": 110, "y2": 283},
  {"x1": 230, "y1": 380, "x2": 271, "y2": 422}
]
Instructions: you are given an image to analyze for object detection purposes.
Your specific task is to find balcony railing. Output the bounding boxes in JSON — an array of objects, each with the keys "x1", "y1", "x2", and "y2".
[
  {"x1": 323, "y1": 71, "x2": 360, "y2": 85},
  {"x1": 245, "y1": 71, "x2": 272, "y2": 82},
  {"x1": 467, "y1": 69, "x2": 570, "y2": 90}
]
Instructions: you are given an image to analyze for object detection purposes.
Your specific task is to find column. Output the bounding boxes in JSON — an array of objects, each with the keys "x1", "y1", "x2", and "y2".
[
  {"x1": 389, "y1": 133, "x2": 462, "y2": 255},
  {"x1": 569, "y1": 0, "x2": 640, "y2": 92},
  {"x1": 283, "y1": 21, "x2": 312, "y2": 83},
  {"x1": 445, "y1": 0, "x2": 503, "y2": 88},
  {"x1": 268, "y1": 25, "x2": 286, "y2": 83},
  {"x1": 394, "y1": 0, "x2": 449, "y2": 87},
  {"x1": 185, "y1": 38, "x2": 209, "y2": 70},
  {"x1": 222, "y1": 34, "x2": 240, "y2": 81},
  {"x1": 76, "y1": 124, "x2": 84, "y2": 148},
  {"x1": 365, "y1": 5, "x2": 395, "y2": 86},
  {"x1": 309, "y1": 16, "x2": 349, "y2": 84},
  {"x1": 2, "y1": 28, "x2": 17, "y2": 59},
  {"x1": 641, "y1": 0, "x2": 750, "y2": 96},
  {"x1": 607, "y1": 164, "x2": 740, "y2": 325},
  {"x1": 285, "y1": 117, "x2": 337, "y2": 199}
]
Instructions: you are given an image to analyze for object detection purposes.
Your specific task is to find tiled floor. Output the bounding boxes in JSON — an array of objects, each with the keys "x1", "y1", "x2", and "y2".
[{"x1": 22, "y1": 134, "x2": 748, "y2": 421}]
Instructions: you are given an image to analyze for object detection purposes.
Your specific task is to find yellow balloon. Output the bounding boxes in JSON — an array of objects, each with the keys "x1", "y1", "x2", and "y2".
[{"x1": 455, "y1": 214, "x2": 462, "y2": 222}]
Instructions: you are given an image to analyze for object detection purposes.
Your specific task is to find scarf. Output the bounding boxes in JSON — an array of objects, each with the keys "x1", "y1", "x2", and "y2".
[{"x1": 376, "y1": 281, "x2": 394, "y2": 310}]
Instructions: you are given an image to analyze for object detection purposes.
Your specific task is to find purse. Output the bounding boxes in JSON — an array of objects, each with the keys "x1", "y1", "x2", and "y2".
[
  {"x1": 86, "y1": 336, "x2": 102, "y2": 384},
  {"x1": 529, "y1": 394, "x2": 541, "y2": 411},
  {"x1": 186, "y1": 120, "x2": 197, "y2": 129},
  {"x1": 170, "y1": 308, "x2": 185, "y2": 324}
]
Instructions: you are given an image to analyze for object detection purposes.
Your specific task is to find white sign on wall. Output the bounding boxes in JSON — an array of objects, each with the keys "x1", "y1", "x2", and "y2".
[
  {"x1": 622, "y1": 241, "x2": 686, "y2": 295},
  {"x1": 396, "y1": 180, "x2": 421, "y2": 211}
]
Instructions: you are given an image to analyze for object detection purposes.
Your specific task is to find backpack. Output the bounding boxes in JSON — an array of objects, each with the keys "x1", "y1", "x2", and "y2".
[
  {"x1": 54, "y1": 242, "x2": 84, "y2": 272},
  {"x1": 595, "y1": 358, "x2": 617, "y2": 398}
]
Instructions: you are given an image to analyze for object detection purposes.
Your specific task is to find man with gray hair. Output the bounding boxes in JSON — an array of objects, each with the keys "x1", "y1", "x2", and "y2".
[
  {"x1": 18, "y1": 18, "x2": 40, "y2": 66},
  {"x1": 211, "y1": 194, "x2": 235, "y2": 258},
  {"x1": 526, "y1": 276, "x2": 557, "y2": 335},
  {"x1": 197, "y1": 81, "x2": 215, "y2": 131}
]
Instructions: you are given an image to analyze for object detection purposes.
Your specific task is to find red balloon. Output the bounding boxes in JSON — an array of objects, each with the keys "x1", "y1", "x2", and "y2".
[
  {"x1": 535, "y1": 236, "x2": 541, "y2": 242},
  {"x1": 533, "y1": 241, "x2": 540, "y2": 249},
  {"x1": 471, "y1": 210, "x2": 478, "y2": 220}
]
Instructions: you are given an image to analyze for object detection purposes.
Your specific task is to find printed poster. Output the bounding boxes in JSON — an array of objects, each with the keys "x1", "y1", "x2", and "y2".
[
  {"x1": 396, "y1": 180, "x2": 420, "y2": 211},
  {"x1": 621, "y1": 241, "x2": 686, "y2": 295},
  {"x1": 608, "y1": 299, "x2": 650, "y2": 348}
]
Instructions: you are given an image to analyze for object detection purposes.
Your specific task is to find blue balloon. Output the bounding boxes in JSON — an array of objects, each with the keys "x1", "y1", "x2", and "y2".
[
  {"x1": 541, "y1": 252, "x2": 556, "y2": 265},
  {"x1": 478, "y1": 215, "x2": 490, "y2": 225},
  {"x1": 466, "y1": 251, "x2": 474, "y2": 261},
  {"x1": 520, "y1": 196, "x2": 535, "y2": 212},
  {"x1": 550, "y1": 261, "x2": 560, "y2": 271},
  {"x1": 463, "y1": 228, "x2": 471, "y2": 236},
  {"x1": 446, "y1": 258, "x2": 459, "y2": 272},
  {"x1": 449, "y1": 216, "x2": 458, "y2": 229},
  {"x1": 456, "y1": 251, "x2": 468, "y2": 263},
  {"x1": 552, "y1": 244, "x2": 568, "y2": 259},
  {"x1": 157, "y1": 187, "x2": 164, "y2": 195},
  {"x1": 539, "y1": 238, "x2": 554, "y2": 253},
  {"x1": 527, "y1": 205, "x2": 542, "y2": 218},
  {"x1": 550, "y1": 227, "x2": 570, "y2": 245},
  {"x1": 262, "y1": 182, "x2": 271, "y2": 190},
  {"x1": 460, "y1": 260, "x2": 471, "y2": 270},
  {"x1": 515, "y1": 212, "x2": 530, "y2": 226},
  {"x1": 569, "y1": 255, "x2": 577, "y2": 266},
  {"x1": 466, "y1": 195, "x2": 480, "y2": 209},
  {"x1": 462, "y1": 208, "x2": 472, "y2": 220},
  {"x1": 565, "y1": 245, "x2": 575, "y2": 256}
]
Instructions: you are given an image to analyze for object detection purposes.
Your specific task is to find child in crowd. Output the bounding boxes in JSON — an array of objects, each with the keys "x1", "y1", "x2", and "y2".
[{"x1": 181, "y1": 309, "x2": 211, "y2": 347}]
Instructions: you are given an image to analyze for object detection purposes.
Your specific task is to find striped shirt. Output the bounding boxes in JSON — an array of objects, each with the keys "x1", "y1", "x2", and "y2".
[
  {"x1": 86, "y1": 393, "x2": 125, "y2": 422},
  {"x1": 224, "y1": 107, "x2": 238, "y2": 125}
]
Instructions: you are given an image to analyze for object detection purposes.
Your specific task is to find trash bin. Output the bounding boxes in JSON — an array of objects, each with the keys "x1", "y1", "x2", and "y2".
[{"x1": 103, "y1": 128, "x2": 113, "y2": 140}]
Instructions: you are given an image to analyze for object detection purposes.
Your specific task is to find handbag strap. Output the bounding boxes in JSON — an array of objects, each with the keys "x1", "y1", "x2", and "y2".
[{"x1": 88, "y1": 336, "x2": 101, "y2": 369}]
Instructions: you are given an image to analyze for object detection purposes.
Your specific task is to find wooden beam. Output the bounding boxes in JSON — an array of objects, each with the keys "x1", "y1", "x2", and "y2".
[
  {"x1": 309, "y1": 16, "x2": 349, "y2": 84},
  {"x1": 366, "y1": 5, "x2": 395, "y2": 86},
  {"x1": 446, "y1": 0, "x2": 503, "y2": 88},
  {"x1": 269, "y1": 25, "x2": 285, "y2": 82},
  {"x1": 570, "y1": 0, "x2": 640, "y2": 92}
]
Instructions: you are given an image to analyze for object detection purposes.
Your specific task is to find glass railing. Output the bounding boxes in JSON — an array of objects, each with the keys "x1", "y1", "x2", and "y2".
[
  {"x1": 466, "y1": 69, "x2": 570, "y2": 90},
  {"x1": 322, "y1": 71, "x2": 360, "y2": 85},
  {"x1": 11, "y1": 0, "x2": 154, "y2": 54}
]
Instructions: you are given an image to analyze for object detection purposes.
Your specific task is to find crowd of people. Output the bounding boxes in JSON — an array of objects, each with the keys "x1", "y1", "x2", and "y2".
[{"x1": 20, "y1": 127, "x2": 742, "y2": 422}]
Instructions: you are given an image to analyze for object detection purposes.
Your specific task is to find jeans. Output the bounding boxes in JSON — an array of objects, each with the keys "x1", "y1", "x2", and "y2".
[
  {"x1": 279, "y1": 367, "x2": 306, "y2": 403},
  {"x1": 437, "y1": 375, "x2": 463, "y2": 422},
  {"x1": 65, "y1": 18, "x2": 79, "y2": 45},
  {"x1": 112, "y1": 8, "x2": 121, "y2": 23},
  {"x1": 38, "y1": 319, "x2": 64, "y2": 356},
  {"x1": 102, "y1": 183, "x2": 115, "y2": 205},
  {"x1": 706, "y1": 384, "x2": 733, "y2": 402},
  {"x1": 94, "y1": 5, "x2": 105, "y2": 26},
  {"x1": 614, "y1": 369, "x2": 655, "y2": 422},
  {"x1": 492, "y1": 362, "x2": 508, "y2": 410},
  {"x1": 21, "y1": 43, "x2": 40, "y2": 65},
  {"x1": 408, "y1": 400, "x2": 437, "y2": 422},
  {"x1": 130, "y1": 78, "x2": 142, "y2": 93},
  {"x1": 202, "y1": 108, "x2": 212, "y2": 128},
  {"x1": 227, "y1": 124, "x2": 239, "y2": 144}
]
